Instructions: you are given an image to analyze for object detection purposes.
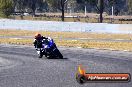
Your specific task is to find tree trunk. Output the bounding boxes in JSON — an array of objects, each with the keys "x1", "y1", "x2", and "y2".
[
  {"x1": 61, "y1": 0, "x2": 65, "y2": 21},
  {"x1": 31, "y1": 0, "x2": 36, "y2": 17},
  {"x1": 99, "y1": 0, "x2": 104, "y2": 23},
  {"x1": 100, "y1": 11, "x2": 103, "y2": 23},
  {"x1": 61, "y1": 3, "x2": 64, "y2": 21}
]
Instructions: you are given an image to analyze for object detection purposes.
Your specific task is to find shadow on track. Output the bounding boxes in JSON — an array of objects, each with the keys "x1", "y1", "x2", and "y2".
[
  {"x1": 49, "y1": 57, "x2": 68, "y2": 60},
  {"x1": 39, "y1": 57, "x2": 69, "y2": 60}
]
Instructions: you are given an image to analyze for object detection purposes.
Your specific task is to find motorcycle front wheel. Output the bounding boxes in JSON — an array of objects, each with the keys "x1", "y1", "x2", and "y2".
[{"x1": 54, "y1": 49, "x2": 63, "y2": 59}]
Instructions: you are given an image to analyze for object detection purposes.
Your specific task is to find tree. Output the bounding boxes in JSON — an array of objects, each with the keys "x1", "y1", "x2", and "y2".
[
  {"x1": 77, "y1": 0, "x2": 104, "y2": 22},
  {"x1": 46, "y1": 0, "x2": 68, "y2": 21},
  {"x1": 60, "y1": 0, "x2": 68, "y2": 21},
  {"x1": 84, "y1": 0, "x2": 104, "y2": 23},
  {"x1": 14, "y1": 0, "x2": 46, "y2": 16},
  {"x1": 79, "y1": 0, "x2": 117, "y2": 23},
  {"x1": 14, "y1": 0, "x2": 26, "y2": 13},
  {"x1": 0, "y1": 0, "x2": 13, "y2": 17},
  {"x1": 128, "y1": 0, "x2": 132, "y2": 15},
  {"x1": 76, "y1": 0, "x2": 85, "y2": 3},
  {"x1": 27, "y1": 0, "x2": 37, "y2": 16},
  {"x1": 46, "y1": 0, "x2": 59, "y2": 12},
  {"x1": 99, "y1": 0, "x2": 104, "y2": 23}
]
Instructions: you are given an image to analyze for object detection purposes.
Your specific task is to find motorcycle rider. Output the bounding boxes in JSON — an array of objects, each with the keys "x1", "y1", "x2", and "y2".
[
  {"x1": 33, "y1": 33, "x2": 48, "y2": 48},
  {"x1": 33, "y1": 33, "x2": 63, "y2": 59}
]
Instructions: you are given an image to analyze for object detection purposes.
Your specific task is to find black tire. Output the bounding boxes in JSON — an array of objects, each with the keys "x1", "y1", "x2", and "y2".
[
  {"x1": 38, "y1": 51, "x2": 43, "y2": 58},
  {"x1": 45, "y1": 55, "x2": 50, "y2": 59},
  {"x1": 39, "y1": 55, "x2": 43, "y2": 58},
  {"x1": 58, "y1": 52, "x2": 63, "y2": 59},
  {"x1": 44, "y1": 49, "x2": 51, "y2": 59},
  {"x1": 55, "y1": 49, "x2": 63, "y2": 59}
]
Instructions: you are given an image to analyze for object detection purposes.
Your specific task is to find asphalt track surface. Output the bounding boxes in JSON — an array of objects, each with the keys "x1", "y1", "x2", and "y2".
[{"x1": 0, "y1": 44, "x2": 132, "y2": 87}]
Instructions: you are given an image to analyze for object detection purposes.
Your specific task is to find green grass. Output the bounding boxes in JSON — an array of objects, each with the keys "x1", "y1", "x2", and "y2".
[
  {"x1": 0, "y1": 38, "x2": 132, "y2": 51},
  {"x1": 1, "y1": 29, "x2": 132, "y2": 40},
  {"x1": 0, "y1": 29, "x2": 132, "y2": 51}
]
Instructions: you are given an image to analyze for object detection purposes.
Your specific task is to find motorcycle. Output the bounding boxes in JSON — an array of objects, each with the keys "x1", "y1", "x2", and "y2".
[{"x1": 35, "y1": 38, "x2": 63, "y2": 59}]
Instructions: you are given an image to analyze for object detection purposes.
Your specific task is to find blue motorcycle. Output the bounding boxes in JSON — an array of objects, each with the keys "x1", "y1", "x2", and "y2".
[{"x1": 36, "y1": 38, "x2": 63, "y2": 59}]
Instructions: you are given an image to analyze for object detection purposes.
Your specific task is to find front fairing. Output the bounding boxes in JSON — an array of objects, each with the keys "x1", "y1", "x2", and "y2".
[{"x1": 42, "y1": 39, "x2": 54, "y2": 48}]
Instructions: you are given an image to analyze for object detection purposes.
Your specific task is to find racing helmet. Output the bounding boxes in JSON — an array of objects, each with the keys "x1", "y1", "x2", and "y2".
[{"x1": 35, "y1": 33, "x2": 42, "y2": 39}]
